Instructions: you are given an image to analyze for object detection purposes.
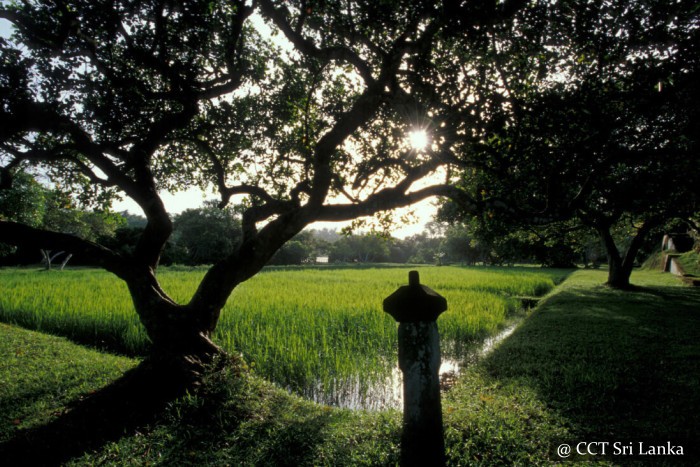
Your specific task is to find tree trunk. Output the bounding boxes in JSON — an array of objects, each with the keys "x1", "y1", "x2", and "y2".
[
  {"x1": 124, "y1": 269, "x2": 226, "y2": 388},
  {"x1": 59, "y1": 253, "x2": 73, "y2": 270},
  {"x1": 141, "y1": 313, "x2": 223, "y2": 390},
  {"x1": 40, "y1": 249, "x2": 51, "y2": 270},
  {"x1": 137, "y1": 300, "x2": 223, "y2": 359},
  {"x1": 605, "y1": 255, "x2": 633, "y2": 289},
  {"x1": 597, "y1": 220, "x2": 655, "y2": 289},
  {"x1": 124, "y1": 218, "x2": 306, "y2": 386}
]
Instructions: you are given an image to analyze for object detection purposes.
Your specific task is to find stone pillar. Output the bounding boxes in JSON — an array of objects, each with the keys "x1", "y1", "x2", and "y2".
[{"x1": 384, "y1": 271, "x2": 447, "y2": 467}]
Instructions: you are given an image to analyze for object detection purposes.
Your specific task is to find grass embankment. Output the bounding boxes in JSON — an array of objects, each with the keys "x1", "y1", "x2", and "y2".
[
  {"x1": 2, "y1": 268, "x2": 698, "y2": 465},
  {"x1": 0, "y1": 266, "x2": 566, "y2": 404},
  {"x1": 644, "y1": 249, "x2": 700, "y2": 277},
  {"x1": 675, "y1": 250, "x2": 700, "y2": 276}
]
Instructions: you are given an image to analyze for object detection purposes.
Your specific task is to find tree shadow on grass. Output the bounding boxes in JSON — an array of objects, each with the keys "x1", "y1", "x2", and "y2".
[
  {"x1": 94, "y1": 362, "x2": 401, "y2": 466},
  {"x1": 482, "y1": 283, "x2": 700, "y2": 463},
  {"x1": 0, "y1": 358, "x2": 194, "y2": 467},
  {"x1": 155, "y1": 397, "x2": 343, "y2": 467}
]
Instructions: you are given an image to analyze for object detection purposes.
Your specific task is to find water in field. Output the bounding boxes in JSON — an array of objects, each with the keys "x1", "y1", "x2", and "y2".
[{"x1": 299, "y1": 321, "x2": 521, "y2": 410}]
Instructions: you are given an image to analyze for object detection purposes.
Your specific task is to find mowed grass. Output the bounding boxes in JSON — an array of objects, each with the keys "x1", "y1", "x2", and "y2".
[
  {"x1": 0, "y1": 323, "x2": 136, "y2": 444},
  {"x1": 481, "y1": 269, "x2": 700, "y2": 463},
  {"x1": 0, "y1": 266, "x2": 566, "y2": 401}
]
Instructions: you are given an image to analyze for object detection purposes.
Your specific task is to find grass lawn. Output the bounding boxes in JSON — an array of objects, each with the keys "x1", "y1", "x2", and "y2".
[
  {"x1": 0, "y1": 323, "x2": 137, "y2": 443},
  {"x1": 482, "y1": 269, "x2": 700, "y2": 463},
  {"x1": 1, "y1": 268, "x2": 698, "y2": 465}
]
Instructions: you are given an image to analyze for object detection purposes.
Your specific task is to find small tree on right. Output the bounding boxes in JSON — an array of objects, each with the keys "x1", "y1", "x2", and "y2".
[{"x1": 432, "y1": 0, "x2": 700, "y2": 288}]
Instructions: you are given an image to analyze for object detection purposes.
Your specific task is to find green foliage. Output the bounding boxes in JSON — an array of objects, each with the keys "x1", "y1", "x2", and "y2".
[
  {"x1": 0, "y1": 171, "x2": 46, "y2": 227},
  {"x1": 173, "y1": 203, "x2": 242, "y2": 265},
  {"x1": 0, "y1": 172, "x2": 47, "y2": 257},
  {"x1": 97, "y1": 227, "x2": 143, "y2": 260},
  {"x1": 268, "y1": 231, "x2": 316, "y2": 265},
  {"x1": 399, "y1": 233, "x2": 443, "y2": 264},
  {"x1": 42, "y1": 190, "x2": 126, "y2": 242},
  {"x1": 0, "y1": 0, "x2": 444, "y2": 211},
  {"x1": 0, "y1": 172, "x2": 124, "y2": 262},
  {"x1": 440, "y1": 225, "x2": 481, "y2": 265},
  {"x1": 434, "y1": 0, "x2": 699, "y2": 283},
  {"x1": 0, "y1": 266, "x2": 567, "y2": 403},
  {"x1": 329, "y1": 234, "x2": 391, "y2": 263},
  {"x1": 433, "y1": 215, "x2": 609, "y2": 268},
  {"x1": 118, "y1": 211, "x2": 147, "y2": 229}
]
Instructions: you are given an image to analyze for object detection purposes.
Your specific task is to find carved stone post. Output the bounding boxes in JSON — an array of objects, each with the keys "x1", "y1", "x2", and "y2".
[{"x1": 384, "y1": 270, "x2": 447, "y2": 467}]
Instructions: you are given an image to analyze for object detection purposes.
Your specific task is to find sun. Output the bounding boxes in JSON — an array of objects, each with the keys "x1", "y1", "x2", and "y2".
[{"x1": 408, "y1": 129, "x2": 429, "y2": 151}]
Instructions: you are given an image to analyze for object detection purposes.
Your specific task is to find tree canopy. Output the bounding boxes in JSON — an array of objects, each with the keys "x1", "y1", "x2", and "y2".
[
  {"x1": 435, "y1": 0, "x2": 700, "y2": 286},
  {"x1": 0, "y1": 0, "x2": 491, "y2": 365},
  {"x1": 173, "y1": 202, "x2": 242, "y2": 265}
]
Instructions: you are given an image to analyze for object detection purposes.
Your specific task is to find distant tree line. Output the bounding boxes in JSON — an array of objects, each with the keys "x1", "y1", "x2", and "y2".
[
  {"x1": 144, "y1": 206, "x2": 627, "y2": 268},
  {"x1": 0, "y1": 172, "x2": 125, "y2": 268},
  {"x1": 1, "y1": 177, "x2": 691, "y2": 269}
]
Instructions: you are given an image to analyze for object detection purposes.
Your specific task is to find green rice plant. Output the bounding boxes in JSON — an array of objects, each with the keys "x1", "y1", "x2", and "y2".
[
  {"x1": 0, "y1": 269, "x2": 146, "y2": 354},
  {"x1": 0, "y1": 266, "x2": 567, "y2": 403}
]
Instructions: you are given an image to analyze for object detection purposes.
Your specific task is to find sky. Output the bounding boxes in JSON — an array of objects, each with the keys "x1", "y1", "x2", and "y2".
[
  {"x1": 112, "y1": 188, "x2": 437, "y2": 239},
  {"x1": 1, "y1": 11, "x2": 437, "y2": 239}
]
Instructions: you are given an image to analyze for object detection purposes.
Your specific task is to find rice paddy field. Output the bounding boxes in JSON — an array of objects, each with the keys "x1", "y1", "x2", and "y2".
[{"x1": 0, "y1": 266, "x2": 569, "y2": 408}]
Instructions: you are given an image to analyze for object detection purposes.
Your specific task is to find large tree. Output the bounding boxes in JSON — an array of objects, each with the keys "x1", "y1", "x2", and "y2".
[
  {"x1": 0, "y1": 0, "x2": 500, "y2": 379},
  {"x1": 433, "y1": 0, "x2": 700, "y2": 288}
]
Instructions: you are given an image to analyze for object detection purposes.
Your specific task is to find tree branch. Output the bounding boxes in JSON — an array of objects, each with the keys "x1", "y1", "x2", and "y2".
[
  {"x1": 223, "y1": 184, "x2": 278, "y2": 206},
  {"x1": 0, "y1": 221, "x2": 130, "y2": 279},
  {"x1": 315, "y1": 183, "x2": 471, "y2": 222},
  {"x1": 257, "y1": 0, "x2": 375, "y2": 84}
]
